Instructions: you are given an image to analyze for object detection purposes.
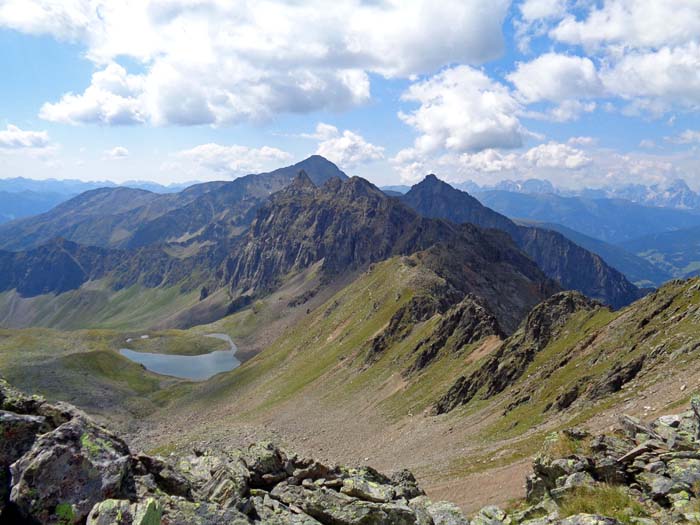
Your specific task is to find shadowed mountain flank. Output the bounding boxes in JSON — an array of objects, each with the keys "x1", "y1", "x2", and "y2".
[{"x1": 401, "y1": 175, "x2": 644, "y2": 308}]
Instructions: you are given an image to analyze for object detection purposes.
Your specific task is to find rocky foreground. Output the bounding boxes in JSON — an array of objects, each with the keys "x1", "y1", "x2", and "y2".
[{"x1": 4, "y1": 379, "x2": 700, "y2": 524}]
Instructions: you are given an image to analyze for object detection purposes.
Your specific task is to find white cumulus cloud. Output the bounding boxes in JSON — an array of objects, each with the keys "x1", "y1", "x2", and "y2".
[
  {"x1": 550, "y1": 0, "x2": 700, "y2": 50},
  {"x1": 313, "y1": 124, "x2": 384, "y2": 168},
  {"x1": 524, "y1": 142, "x2": 592, "y2": 169},
  {"x1": 459, "y1": 149, "x2": 519, "y2": 173},
  {"x1": 1, "y1": 0, "x2": 511, "y2": 126},
  {"x1": 174, "y1": 143, "x2": 293, "y2": 177},
  {"x1": 40, "y1": 63, "x2": 146, "y2": 125},
  {"x1": 520, "y1": 0, "x2": 566, "y2": 21},
  {"x1": 0, "y1": 124, "x2": 50, "y2": 149},
  {"x1": 400, "y1": 65, "x2": 526, "y2": 155},
  {"x1": 600, "y1": 43, "x2": 700, "y2": 114},
  {"x1": 508, "y1": 53, "x2": 603, "y2": 103}
]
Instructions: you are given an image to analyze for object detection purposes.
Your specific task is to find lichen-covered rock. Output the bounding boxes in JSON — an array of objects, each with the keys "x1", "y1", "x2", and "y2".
[
  {"x1": 136, "y1": 454, "x2": 193, "y2": 498},
  {"x1": 550, "y1": 472, "x2": 596, "y2": 500},
  {"x1": 250, "y1": 493, "x2": 322, "y2": 524},
  {"x1": 559, "y1": 515, "x2": 621, "y2": 525},
  {"x1": 340, "y1": 476, "x2": 396, "y2": 503},
  {"x1": 244, "y1": 441, "x2": 289, "y2": 488},
  {"x1": 87, "y1": 498, "x2": 161, "y2": 525},
  {"x1": 390, "y1": 470, "x2": 425, "y2": 500},
  {"x1": 471, "y1": 505, "x2": 508, "y2": 524},
  {"x1": 271, "y1": 483, "x2": 417, "y2": 525},
  {"x1": 177, "y1": 451, "x2": 250, "y2": 507},
  {"x1": 10, "y1": 417, "x2": 133, "y2": 524},
  {"x1": 0, "y1": 411, "x2": 47, "y2": 512},
  {"x1": 517, "y1": 402, "x2": 700, "y2": 524},
  {"x1": 87, "y1": 499, "x2": 133, "y2": 525},
  {"x1": 409, "y1": 496, "x2": 470, "y2": 525},
  {"x1": 159, "y1": 496, "x2": 250, "y2": 525}
]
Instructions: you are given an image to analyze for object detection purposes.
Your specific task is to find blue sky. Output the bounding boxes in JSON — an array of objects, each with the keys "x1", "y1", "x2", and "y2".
[{"x1": 0, "y1": 0, "x2": 699, "y2": 188}]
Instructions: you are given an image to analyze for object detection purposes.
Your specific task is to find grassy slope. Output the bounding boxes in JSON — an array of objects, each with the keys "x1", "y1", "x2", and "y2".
[
  {"x1": 181, "y1": 256, "x2": 479, "y2": 416},
  {"x1": 444, "y1": 278, "x2": 700, "y2": 479},
  {"x1": 0, "y1": 281, "x2": 203, "y2": 330}
]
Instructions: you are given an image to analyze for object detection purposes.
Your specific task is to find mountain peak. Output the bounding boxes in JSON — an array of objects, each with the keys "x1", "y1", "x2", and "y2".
[
  {"x1": 417, "y1": 174, "x2": 452, "y2": 191},
  {"x1": 292, "y1": 155, "x2": 349, "y2": 182}
]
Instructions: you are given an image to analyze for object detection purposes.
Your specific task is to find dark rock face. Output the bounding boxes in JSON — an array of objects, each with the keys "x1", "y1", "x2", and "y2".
[
  {"x1": 434, "y1": 292, "x2": 600, "y2": 414},
  {"x1": 400, "y1": 174, "x2": 519, "y2": 238},
  {"x1": 586, "y1": 355, "x2": 646, "y2": 400},
  {"x1": 365, "y1": 295, "x2": 456, "y2": 365},
  {"x1": 405, "y1": 295, "x2": 503, "y2": 375},
  {"x1": 0, "y1": 239, "x2": 113, "y2": 296},
  {"x1": 515, "y1": 227, "x2": 645, "y2": 310},
  {"x1": 11, "y1": 418, "x2": 133, "y2": 524},
  {"x1": 0, "y1": 238, "x2": 199, "y2": 298},
  {"x1": 0, "y1": 380, "x2": 472, "y2": 525},
  {"x1": 400, "y1": 175, "x2": 644, "y2": 309}
]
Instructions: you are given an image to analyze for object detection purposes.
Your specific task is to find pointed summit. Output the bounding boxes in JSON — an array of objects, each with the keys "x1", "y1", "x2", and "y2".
[
  {"x1": 285, "y1": 170, "x2": 317, "y2": 195},
  {"x1": 416, "y1": 174, "x2": 453, "y2": 193}
]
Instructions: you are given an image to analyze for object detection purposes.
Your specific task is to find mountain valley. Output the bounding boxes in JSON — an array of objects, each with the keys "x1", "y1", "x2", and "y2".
[{"x1": 2, "y1": 157, "x2": 700, "y2": 524}]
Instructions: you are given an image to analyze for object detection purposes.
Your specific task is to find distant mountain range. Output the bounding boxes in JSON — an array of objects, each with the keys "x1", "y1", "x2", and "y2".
[
  {"x1": 446, "y1": 180, "x2": 700, "y2": 283},
  {"x1": 0, "y1": 190, "x2": 69, "y2": 224},
  {"x1": 0, "y1": 176, "x2": 191, "y2": 195},
  {"x1": 0, "y1": 156, "x2": 347, "y2": 252},
  {"x1": 458, "y1": 177, "x2": 700, "y2": 211},
  {"x1": 0, "y1": 177, "x2": 195, "y2": 225},
  {"x1": 474, "y1": 190, "x2": 700, "y2": 244}
]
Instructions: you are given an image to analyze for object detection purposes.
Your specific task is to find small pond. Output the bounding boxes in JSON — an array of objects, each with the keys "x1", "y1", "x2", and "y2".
[{"x1": 119, "y1": 333, "x2": 241, "y2": 381}]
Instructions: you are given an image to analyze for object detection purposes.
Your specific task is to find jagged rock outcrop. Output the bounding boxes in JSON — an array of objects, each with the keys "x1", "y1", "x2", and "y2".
[
  {"x1": 434, "y1": 292, "x2": 600, "y2": 414},
  {"x1": 405, "y1": 295, "x2": 503, "y2": 375},
  {"x1": 400, "y1": 175, "x2": 644, "y2": 309},
  {"x1": 475, "y1": 399, "x2": 700, "y2": 524},
  {"x1": 365, "y1": 294, "x2": 455, "y2": 365},
  {"x1": 0, "y1": 380, "x2": 475, "y2": 525}
]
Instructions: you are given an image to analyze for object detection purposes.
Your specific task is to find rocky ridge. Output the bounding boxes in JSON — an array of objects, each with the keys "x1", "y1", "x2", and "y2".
[
  {"x1": 435, "y1": 292, "x2": 601, "y2": 414},
  {"x1": 223, "y1": 174, "x2": 557, "y2": 334}
]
